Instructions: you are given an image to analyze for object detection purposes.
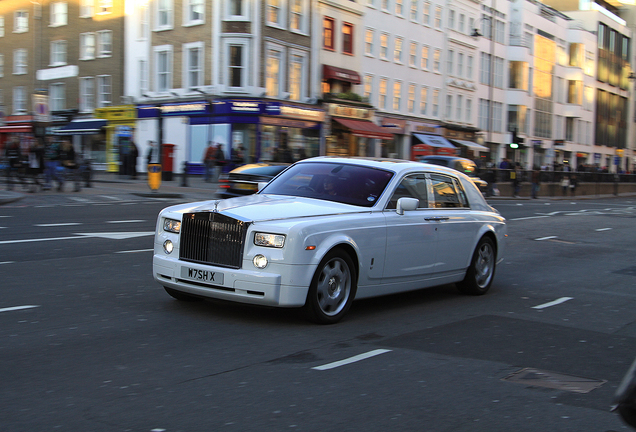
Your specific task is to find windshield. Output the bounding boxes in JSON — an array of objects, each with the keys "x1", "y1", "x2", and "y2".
[{"x1": 260, "y1": 162, "x2": 394, "y2": 207}]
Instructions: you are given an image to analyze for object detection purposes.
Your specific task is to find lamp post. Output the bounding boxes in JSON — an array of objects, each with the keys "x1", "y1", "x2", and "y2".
[{"x1": 471, "y1": 0, "x2": 497, "y2": 164}]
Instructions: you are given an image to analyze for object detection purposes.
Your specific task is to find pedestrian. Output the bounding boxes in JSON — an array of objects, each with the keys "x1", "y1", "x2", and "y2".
[
  {"x1": 146, "y1": 140, "x2": 156, "y2": 178},
  {"x1": 560, "y1": 175, "x2": 570, "y2": 196},
  {"x1": 58, "y1": 140, "x2": 81, "y2": 192},
  {"x1": 203, "y1": 142, "x2": 215, "y2": 182},
  {"x1": 130, "y1": 141, "x2": 139, "y2": 179},
  {"x1": 569, "y1": 174, "x2": 577, "y2": 196},
  {"x1": 214, "y1": 144, "x2": 226, "y2": 180},
  {"x1": 28, "y1": 140, "x2": 45, "y2": 193},
  {"x1": 510, "y1": 164, "x2": 520, "y2": 197},
  {"x1": 43, "y1": 137, "x2": 60, "y2": 190},
  {"x1": 531, "y1": 166, "x2": 541, "y2": 199},
  {"x1": 4, "y1": 137, "x2": 24, "y2": 191}
]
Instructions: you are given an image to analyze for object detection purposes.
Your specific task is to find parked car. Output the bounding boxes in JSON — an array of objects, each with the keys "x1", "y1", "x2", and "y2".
[
  {"x1": 217, "y1": 163, "x2": 290, "y2": 198},
  {"x1": 419, "y1": 155, "x2": 488, "y2": 193},
  {"x1": 153, "y1": 157, "x2": 506, "y2": 324}
]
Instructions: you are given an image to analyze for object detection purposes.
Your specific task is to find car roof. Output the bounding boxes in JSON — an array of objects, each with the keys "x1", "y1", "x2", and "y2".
[{"x1": 297, "y1": 156, "x2": 463, "y2": 177}]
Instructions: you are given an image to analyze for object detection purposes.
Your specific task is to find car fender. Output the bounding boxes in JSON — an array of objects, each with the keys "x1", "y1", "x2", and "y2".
[{"x1": 306, "y1": 232, "x2": 361, "y2": 278}]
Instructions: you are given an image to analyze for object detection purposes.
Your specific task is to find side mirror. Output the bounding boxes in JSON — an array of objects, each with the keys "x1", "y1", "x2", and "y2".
[
  {"x1": 257, "y1": 181, "x2": 268, "y2": 192},
  {"x1": 396, "y1": 197, "x2": 419, "y2": 215},
  {"x1": 614, "y1": 357, "x2": 636, "y2": 428}
]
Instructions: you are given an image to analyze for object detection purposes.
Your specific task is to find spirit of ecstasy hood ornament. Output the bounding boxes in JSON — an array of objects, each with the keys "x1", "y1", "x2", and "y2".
[{"x1": 213, "y1": 200, "x2": 220, "y2": 213}]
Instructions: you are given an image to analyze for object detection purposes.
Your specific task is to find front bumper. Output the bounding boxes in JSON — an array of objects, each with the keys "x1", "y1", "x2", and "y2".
[{"x1": 153, "y1": 254, "x2": 310, "y2": 307}]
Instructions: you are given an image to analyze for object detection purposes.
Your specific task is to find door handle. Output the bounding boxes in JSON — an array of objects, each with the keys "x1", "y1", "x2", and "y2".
[{"x1": 425, "y1": 216, "x2": 449, "y2": 221}]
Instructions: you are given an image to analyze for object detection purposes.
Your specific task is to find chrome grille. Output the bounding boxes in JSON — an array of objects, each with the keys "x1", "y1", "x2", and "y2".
[{"x1": 179, "y1": 212, "x2": 250, "y2": 269}]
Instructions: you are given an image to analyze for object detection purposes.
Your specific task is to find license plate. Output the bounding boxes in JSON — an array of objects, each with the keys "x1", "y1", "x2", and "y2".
[
  {"x1": 235, "y1": 183, "x2": 257, "y2": 190},
  {"x1": 180, "y1": 266, "x2": 224, "y2": 284}
]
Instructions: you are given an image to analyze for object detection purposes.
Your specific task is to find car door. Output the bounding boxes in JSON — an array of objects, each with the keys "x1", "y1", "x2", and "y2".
[
  {"x1": 426, "y1": 173, "x2": 480, "y2": 274},
  {"x1": 382, "y1": 173, "x2": 439, "y2": 283}
]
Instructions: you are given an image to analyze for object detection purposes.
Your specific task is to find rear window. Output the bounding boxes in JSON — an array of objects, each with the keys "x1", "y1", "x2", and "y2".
[{"x1": 239, "y1": 165, "x2": 288, "y2": 176}]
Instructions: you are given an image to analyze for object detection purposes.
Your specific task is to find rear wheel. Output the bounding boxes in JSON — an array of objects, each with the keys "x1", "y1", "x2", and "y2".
[
  {"x1": 457, "y1": 237, "x2": 496, "y2": 295},
  {"x1": 164, "y1": 287, "x2": 201, "y2": 301},
  {"x1": 304, "y1": 249, "x2": 357, "y2": 324}
]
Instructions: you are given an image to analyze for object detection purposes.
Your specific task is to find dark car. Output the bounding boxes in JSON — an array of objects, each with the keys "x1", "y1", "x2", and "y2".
[
  {"x1": 419, "y1": 155, "x2": 488, "y2": 193},
  {"x1": 217, "y1": 163, "x2": 289, "y2": 198}
]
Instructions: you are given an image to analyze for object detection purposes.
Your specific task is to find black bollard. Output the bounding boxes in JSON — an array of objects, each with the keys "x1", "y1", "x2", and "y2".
[{"x1": 181, "y1": 161, "x2": 188, "y2": 187}]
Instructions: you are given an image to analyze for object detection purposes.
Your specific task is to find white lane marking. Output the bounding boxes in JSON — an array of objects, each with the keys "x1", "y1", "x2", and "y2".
[
  {"x1": 116, "y1": 249, "x2": 153, "y2": 254},
  {"x1": 100, "y1": 195, "x2": 123, "y2": 201},
  {"x1": 69, "y1": 197, "x2": 90, "y2": 202},
  {"x1": 0, "y1": 216, "x2": 12, "y2": 218},
  {"x1": 0, "y1": 231, "x2": 155, "y2": 245},
  {"x1": 532, "y1": 297, "x2": 574, "y2": 310},
  {"x1": 510, "y1": 215, "x2": 550, "y2": 221},
  {"x1": 0, "y1": 261, "x2": 15, "y2": 265},
  {"x1": 596, "y1": 228, "x2": 612, "y2": 232},
  {"x1": 535, "y1": 236, "x2": 557, "y2": 241},
  {"x1": 312, "y1": 349, "x2": 392, "y2": 371},
  {"x1": 35, "y1": 223, "x2": 82, "y2": 227},
  {"x1": 107, "y1": 220, "x2": 145, "y2": 224},
  {"x1": 0, "y1": 305, "x2": 39, "y2": 313}
]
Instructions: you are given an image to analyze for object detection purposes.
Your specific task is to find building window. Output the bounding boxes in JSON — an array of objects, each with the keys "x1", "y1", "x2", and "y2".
[
  {"x1": 342, "y1": 22, "x2": 353, "y2": 55},
  {"x1": 228, "y1": 0, "x2": 245, "y2": 18},
  {"x1": 80, "y1": 0, "x2": 94, "y2": 18},
  {"x1": 459, "y1": 14, "x2": 465, "y2": 34},
  {"x1": 379, "y1": 78, "x2": 387, "y2": 109},
  {"x1": 432, "y1": 89, "x2": 439, "y2": 117},
  {"x1": 409, "y1": 42, "x2": 417, "y2": 67},
  {"x1": 394, "y1": 37, "x2": 403, "y2": 63},
  {"x1": 51, "y1": 40, "x2": 67, "y2": 66},
  {"x1": 364, "y1": 74, "x2": 373, "y2": 101},
  {"x1": 139, "y1": 60, "x2": 148, "y2": 92},
  {"x1": 480, "y1": 52, "x2": 491, "y2": 85},
  {"x1": 381, "y1": 0, "x2": 389, "y2": 11},
  {"x1": 157, "y1": 0, "x2": 173, "y2": 29},
  {"x1": 155, "y1": 46, "x2": 172, "y2": 92},
  {"x1": 50, "y1": 83, "x2": 65, "y2": 111},
  {"x1": 14, "y1": 10, "x2": 28, "y2": 33},
  {"x1": 97, "y1": 75, "x2": 111, "y2": 107},
  {"x1": 422, "y1": 2, "x2": 430, "y2": 25},
  {"x1": 97, "y1": 0, "x2": 112, "y2": 14},
  {"x1": 467, "y1": 55, "x2": 473, "y2": 80},
  {"x1": 365, "y1": 29, "x2": 374, "y2": 56},
  {"x1": 421, "y1": 45, "x2": 429, "y2": 69},
  {"x1": 380, "y1": 33, "x2": 388, "y2": 60},
  {"x1": 448, "y1": 10, "x2": 455, "y2": 30},
  {"x1": 408, "y1": 84, "x2": 415, "y2": 113},
  {"x1": 267, "y1": 0, "x2": 284, "y2": 28},
  {"x1": 0, "y1": 54, "x2": 3, "y2": 77},
  {"x1": 290, "y1": 0, "x2": 307, "y2": 33},
  {"x1": 51, "y1": 2, "x2": 68, "y2": 26},
  {"x1": 395, "y1": 0, "x2": 403, "y2": 16},
  {"x1": 323, "y1": 17, "x2": 334, "y2": 50},
  {"x1": 0, "y1": 16, "x2": 4, "y2": 37},
  {"x1": 446, "y1": 94, "x2": 452, "y2": 119},
  {"x1": 494, "y1": 57, "x2": 504, "y2": 88},
  {"x1": 508, "y1": 61, "x2": 528, "y2": 90},
  {"x1": 98, "y1": 30, "x2": 112, "y2": 57},
  {"x1": 393, "y1": 81, "x2": 402, "y2": 111},
  {"x1": 433, "y1": 49, "x2": 441, "y2": 73},
  {"x1": 79, "y1": 77, "x2": 95, "y2": 112},
  {"x1": 456, "y1": 95, "x2": 462, "y2": 120},
  {"x1": 434, "y1": 6, "x2": 442, "y2": 29},
  {"x1": 289, "y1": 52, "x2": 306, "y2": 101},
  {"x1": 184, "y1": 43, "x2": 203, "y2": 90},
  {"x1": 80, "y1": 33, "x2": 96, "y2": 60},
  {"x1": 266, "y1": 47, "x2": 283, "y2": 97},
  {"x1": 13, "y1": 86, "x2": 27, "y2": 113},
  {"x1": 410, "y1": 0, "x2": 418, "y2": 21},
  {"x1": 466, "y1": 99, "x2": 472, "y2": 123},
  {"x1": 185, "y1": 0, "x2": 204, "y2": 25},
  {"x1": 457, "y1": 52, "x2": 464, "y2": 78},
  {"x1": 227, "y1": 42, "x2": 246, "y2": 89},
  {"x1": 420, "y1": 87, "x2": 428, "y2": 115},
  {"x1": 13, "y1": 49, "x2": 27, "y2": 75},
  {"x1": 447, "y1": 50, "x2": 454, "y2": 75}
]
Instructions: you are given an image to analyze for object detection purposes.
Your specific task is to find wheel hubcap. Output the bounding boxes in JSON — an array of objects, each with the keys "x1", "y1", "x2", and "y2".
[
  {"x1": 316, "y1": 258, "x2": 351, "y2": 316},
  {"x1": 475, "y1": 243, "x2": 494, "y2": 288}
]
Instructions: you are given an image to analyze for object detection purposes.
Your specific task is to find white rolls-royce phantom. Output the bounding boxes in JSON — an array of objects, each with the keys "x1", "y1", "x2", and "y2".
[{"x1": 153, "y1": 157, "x2": 506, "y2": 324}]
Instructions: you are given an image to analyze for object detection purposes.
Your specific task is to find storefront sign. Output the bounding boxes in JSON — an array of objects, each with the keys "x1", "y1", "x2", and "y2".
[
  {"x1": 213, "y1": 100, "x2": 262, "y2": 115},
  {"x1": 327, "y1": 104, "x2": 372, "y2": 120},
  {"x1": 532, "y1": 140, "x2": 542, "y2": 147},
  {"x1": 380, "y1": 117, "x2": 406, "y2": 134},
  {"x1": 260, "y1": 116, "x2": 318, "y2": 129},
  {"x1": 594, "y1": 153, "x2": 601, "y2": 162},
  {"x1": 161, "y1": 102, "x2": 208, "y2": 116},
  {"x1": 413, "y1": 123, "x2": 442, "y2": 134}
]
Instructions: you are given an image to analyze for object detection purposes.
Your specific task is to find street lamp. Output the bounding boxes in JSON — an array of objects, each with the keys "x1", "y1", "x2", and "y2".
[{"x1": 471, "y1": 0, "x2": 497, "y2": 164}]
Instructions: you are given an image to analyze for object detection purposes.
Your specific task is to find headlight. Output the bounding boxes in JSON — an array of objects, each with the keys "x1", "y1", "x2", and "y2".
[
  {"x1": 253, "y1": 254, "x2": 268, "y2": 269},
  {"x1": 163, "y1": 218, "x2": 181, "y2": 233},
  {"x1": 163, "y1": 240, "x2": 174, "y2": 254},
  {"x1": 254, "y1": 232, "x2": 286, "y2": 248}
]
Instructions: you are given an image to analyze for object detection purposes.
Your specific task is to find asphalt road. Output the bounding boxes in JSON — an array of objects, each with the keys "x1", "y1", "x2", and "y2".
[{"x1": 0, "y1": 193, "x2": 635, "y2": 432}]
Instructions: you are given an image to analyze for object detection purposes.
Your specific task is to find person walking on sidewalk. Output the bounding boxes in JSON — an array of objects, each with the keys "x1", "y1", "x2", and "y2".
[
  {"x1": 43, "y1": 137, "x2": 60, "y2": 190},
  {"x1": 531, "y1": 166, "x2": 541, "y2": 199},
  {"x1": 203, "y1": 142, "x2": 215, "y2": 182},
  {"x1": 27, "y1": 140, "x2": 45, "y2": 193},
  {"x1": 5, "y1": 137, "x2": 24, "y2": 191},
  {"x1": 58, "y1": 140, "x2": 81, "y2": 192}
]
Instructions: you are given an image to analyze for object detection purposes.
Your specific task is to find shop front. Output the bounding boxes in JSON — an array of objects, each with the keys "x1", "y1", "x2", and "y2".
[
  {"x1": 93, "y1": 106, "x2": 137, "y2": 173},
  {"x1": 52, "y1": 117, "x2": 107, "y2": 168},
  {"x1": 411, "y1": 133, "x2": 457, "y2": 160},
  {"x1": 326, "y1": 103, "x2": 393, "y2": 157},
  {"x1": 0, "y1": 115, "x2": 35, "y2": 153}
]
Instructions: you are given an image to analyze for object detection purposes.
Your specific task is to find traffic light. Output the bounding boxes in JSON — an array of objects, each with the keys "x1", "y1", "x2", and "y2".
[{"x1": 510, "y1": 129, "x2": 525, "y2": 149}]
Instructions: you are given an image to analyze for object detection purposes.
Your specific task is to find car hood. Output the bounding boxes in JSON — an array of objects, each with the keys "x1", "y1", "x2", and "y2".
[{"x1": 166, "y1": 194, "x2": 368, "y2": 222}]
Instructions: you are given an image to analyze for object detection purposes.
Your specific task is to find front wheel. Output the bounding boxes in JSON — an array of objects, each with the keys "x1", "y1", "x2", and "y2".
[
  {"x1": 457, "y1": 237, "x2": 496, "y2": 295},
  {"x1": 304, "y1": 249, "x2": 357, "y2": 324}
]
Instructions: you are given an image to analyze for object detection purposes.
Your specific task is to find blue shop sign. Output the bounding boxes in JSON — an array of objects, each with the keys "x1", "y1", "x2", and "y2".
[
  {"x1": 137, "y1": 101, "x2": 210, "y2": 118},
  {"x1": 212, "y1": 99, "x2": 263, "y2": 115}
]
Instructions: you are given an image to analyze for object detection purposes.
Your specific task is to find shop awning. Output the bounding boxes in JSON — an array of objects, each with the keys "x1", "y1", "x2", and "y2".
[
  {"x1": 323, "y1": 65, "x2": 362, "y2": 84},
  {"x1": 334, "y1": 118, "x2": 394, "y2": 140},
  {"x1": 414, "y1": 133, "x2": 456, "y2": 149},
  {"x1": 0, "y1": 125, "x2": 32, "y2": 133},
  {"x1": 53, "y1": 118, "x2": 107, "y2": 135},
  {"x1": 450, "y1": 139, "x2": 490, "y2": 152}
]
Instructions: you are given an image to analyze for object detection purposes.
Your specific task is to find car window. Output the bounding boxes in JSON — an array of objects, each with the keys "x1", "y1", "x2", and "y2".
[
  {"x1": 239, "y1": 165, "x2": 288, "y2": 176},
  {"x1": 386, "y1": 174, "x2": 428, "y2": 210},
  {"x1": 458, "y1": 160, "x2": 476, "y2": 176},
  {"x1": 430, "y1": 174, "x2": 466, "y2": 208},
  {"x1": 261, "y1": 162, "x2": 394, "y2": 208}
]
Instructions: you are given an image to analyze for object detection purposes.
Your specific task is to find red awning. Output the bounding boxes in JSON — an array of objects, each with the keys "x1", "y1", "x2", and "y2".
[
  {"x1": 323, "y1": 65, "x2": 361, "y2": 84},
  {"x1": 333, "y1": 118, "x2": 394, "y2": 140},
  {"x1": 0, "y1": 125, "x2": 32, "y2": 133}
]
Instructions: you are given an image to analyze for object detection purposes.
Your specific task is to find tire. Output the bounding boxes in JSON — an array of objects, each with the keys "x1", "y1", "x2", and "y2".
[
  {"x1": 457, "y1": 236, "x2": 496, "y2": 295},
  {"x1": 304, "y1": 249, "x2": 357, "y2": 324},
  {"x1": 164, "y1": 287, "x2": 201, "y2": 302}
]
